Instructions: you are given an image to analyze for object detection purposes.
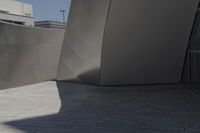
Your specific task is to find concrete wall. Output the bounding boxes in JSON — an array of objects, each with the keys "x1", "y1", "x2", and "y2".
[{"x1": 0, "y1": 21, "x2": 64, "y2": 89}]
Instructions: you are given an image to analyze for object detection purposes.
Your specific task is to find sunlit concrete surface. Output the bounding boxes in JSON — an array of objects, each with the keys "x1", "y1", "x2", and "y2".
[
  {"x1": 0, "y1": 81, "x2": 61, "y2": 133},
  {"x1": 0, "y1": 82, "x2": 200, "y2": 133}
]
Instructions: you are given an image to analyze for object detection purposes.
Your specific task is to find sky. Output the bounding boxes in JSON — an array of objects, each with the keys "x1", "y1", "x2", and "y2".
[{"x1": 23, "y1": 0, "x2": 71, "y2": 22}]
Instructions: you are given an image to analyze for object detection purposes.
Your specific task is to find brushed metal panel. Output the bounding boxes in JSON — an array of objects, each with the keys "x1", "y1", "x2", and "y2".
[
  {"x1": 100, "y1": 0, "x2": 199, "y2": 85},
  {"x1": 57, "y1": 0, "x2": 111, "y2": 84},
  {"x1": 0, "y1": 22, "x2": 64, "y2": 89},
  {"x1": 183, "y1": 11, "x2": 200, "y2": 90}
]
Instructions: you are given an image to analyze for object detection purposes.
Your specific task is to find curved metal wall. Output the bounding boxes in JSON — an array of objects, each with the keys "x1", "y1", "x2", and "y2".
[
  {"x1": 58, "y1": 0, "x2": 199, "y2": 85},
  {"x1": 57, "y1": 0, "x2": 111, "y2": 84},
  {"x1": 0, "y1": 21, "x2": 64, "y2": 89},
  {"x1": 100, "y1": 0, "x2": 199, "y2": 85}
]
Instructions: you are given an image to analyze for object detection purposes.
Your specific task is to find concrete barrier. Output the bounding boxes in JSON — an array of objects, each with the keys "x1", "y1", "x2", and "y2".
[{"x1": 0, "y1": 21, "x2": 64, "y2": 89}]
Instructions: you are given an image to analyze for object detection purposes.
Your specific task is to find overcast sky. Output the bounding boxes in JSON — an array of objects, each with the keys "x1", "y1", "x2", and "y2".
[{"x1": 23, "y1": 0, "x2": 71, "y2": 22}]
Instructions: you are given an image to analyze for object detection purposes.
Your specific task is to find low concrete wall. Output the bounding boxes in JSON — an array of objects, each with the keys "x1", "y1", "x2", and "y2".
[{"x1": 0, "y1": 21, "x2": 64, "y2": 89}]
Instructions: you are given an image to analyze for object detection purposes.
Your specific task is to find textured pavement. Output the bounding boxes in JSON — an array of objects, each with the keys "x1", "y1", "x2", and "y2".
[{"x1": 0, "y1": 82, "x2": 200, "y2": 133}]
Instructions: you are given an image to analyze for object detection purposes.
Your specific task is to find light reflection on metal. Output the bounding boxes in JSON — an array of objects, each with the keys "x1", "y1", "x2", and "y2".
[{"x1": 57, "y1": 0, "x2": 199, "y2": 85}]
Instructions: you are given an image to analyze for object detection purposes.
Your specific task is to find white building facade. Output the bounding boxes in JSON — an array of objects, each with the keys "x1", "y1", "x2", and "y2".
[{"x1": 0, "y1": 0, "x2": 34, "y2": 26}]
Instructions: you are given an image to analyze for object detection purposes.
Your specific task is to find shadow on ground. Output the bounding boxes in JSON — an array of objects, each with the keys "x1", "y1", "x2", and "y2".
[{"x1": 4, "y1": 82, "x2": 200, "y2": 133}]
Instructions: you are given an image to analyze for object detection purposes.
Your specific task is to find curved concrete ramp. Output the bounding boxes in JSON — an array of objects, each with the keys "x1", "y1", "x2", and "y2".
[
  {"x1": 57, "y1": 0, "x2": 199, "y2": 85},
  {"x1": 0, "y1": 21, "x2": 65, "y2": 89}
]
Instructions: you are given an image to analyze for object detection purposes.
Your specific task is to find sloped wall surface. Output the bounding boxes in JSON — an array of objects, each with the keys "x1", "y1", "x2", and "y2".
[
  {"x1": 0, "y1": 22, "x2": 64, "y2": 89},
  {"x1": 183, "y1": 11, "x2": 200, "y2": 91},
  {"x1": 58, "y1": 0, "x2": 199, "y2": 85},
  {"x1": 57, "y1": 0, "x2": 111, "y2": 84},
  {"x1": 100, "y1": 0, "x2": 199, "y2": 85}
]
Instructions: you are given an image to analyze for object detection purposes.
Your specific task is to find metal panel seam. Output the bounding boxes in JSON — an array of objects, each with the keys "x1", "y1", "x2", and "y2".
[
  {"x1": 181, "y1": 1, "x2": 200, "y2": 83},
  {"x1": 99, "y1": 0, "x2": 112, "y2": 85}
]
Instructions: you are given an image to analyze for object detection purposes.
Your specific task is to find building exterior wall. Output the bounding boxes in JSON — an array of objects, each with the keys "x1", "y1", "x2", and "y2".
[
  {"x1": 57, "y1": 0, "x2": 111, "y2": 84},
  {"x1": 0, "y1": 0, "x2": 33, "y2": 17},
  {"x1": 183, "y1": 10, "x2": 200, "y2": 92},
  {"x1": 0, "y1": 0, "x2": 199, "y2": 88},
  {"x1": 0, "y1": 13, "x2": 34, "y2": 26},
  {"x1": 100, "y1": 0, "x2": 199, "y2": 85},
  {"x1": 58, "y1": 0, "x2": 199, "y2": 86},
  {"x1": 0, "y1": 0, "x2": 34, "y2": 26},
  {"x1": 35, "y1": 21, "x2": 66, "y2": 29}
]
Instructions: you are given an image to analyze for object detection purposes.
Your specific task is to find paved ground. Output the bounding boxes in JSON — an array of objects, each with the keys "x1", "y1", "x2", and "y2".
[{"x1": 0, "y1": 81, "x2": 200, "y2": 133}]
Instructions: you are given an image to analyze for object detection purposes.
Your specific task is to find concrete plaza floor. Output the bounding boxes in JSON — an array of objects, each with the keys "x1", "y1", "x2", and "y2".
[{"x1": 0, "y1": 81, "x2": 200, "y2": 133}]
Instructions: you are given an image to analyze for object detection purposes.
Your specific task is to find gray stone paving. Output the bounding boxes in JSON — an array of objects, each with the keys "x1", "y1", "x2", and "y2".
[{"x1": 0, "y1": 81, "x2": 200, "y2": 133}]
